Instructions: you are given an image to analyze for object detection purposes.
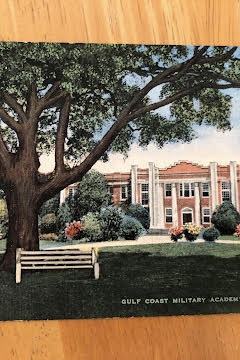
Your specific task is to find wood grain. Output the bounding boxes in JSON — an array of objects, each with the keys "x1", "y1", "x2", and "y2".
[{"x1": 0, "y1": 0, "x2": 240, "y2": 359}]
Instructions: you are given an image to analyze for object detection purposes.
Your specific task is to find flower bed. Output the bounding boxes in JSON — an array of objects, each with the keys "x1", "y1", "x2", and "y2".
[
  {"x1": 184, "y1": 223, "x2": 202, "y2": 242},
  {"x1": 168, "y1": 226, "x2": 184, "y2": 242}
]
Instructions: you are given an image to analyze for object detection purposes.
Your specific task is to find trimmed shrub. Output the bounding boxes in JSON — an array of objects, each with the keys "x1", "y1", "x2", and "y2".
[
  {"x1": 120, "y1": 215, "x2": 145, "y2": 240},
  {"x1": 56, "y1": 203, "x2": 73, "y2": 241},
  {"x1": 203, "y1": 227, "x2": 220, "y2": 242},
  {"x1": 39, "y1": 213, "x2": 57, "y2": 234},
  {"x1": 125, "y1": 204, "x2": 150, "y2": 230},
  {"x1": 99, "y1": 206, "x2": 123, "y2": 241},
  {"x1": 39, "y1": 233, "x2": 58, "y2": 242},
  {"x1": 81, "y1": 212, "x2": 102, "y2": 242},
  {"x1": 211, "y1": 201, "x2": 240, "y2": 235}
]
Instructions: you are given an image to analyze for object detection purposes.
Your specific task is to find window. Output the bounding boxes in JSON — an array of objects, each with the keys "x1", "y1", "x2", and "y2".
[
  {"x1": 121, "y1": 185, "x2": 128, "y2": 200},
  {"x1": 108, "y1": 186, "x2": 114, "y2": 196},
  {"x1": 141, "y1": 183, "x2": 149, "y2": 206},
  {"x1": 68, "y1": 188, "x2": 75, "y2": 198},
  {"x1": 222, "y1": 182, "x2": 231, "y2": 202},
  {"x1": 165, "y1": 208, "x2": 172, "y2": 223},
  {"x1": 203, "y1": 208, "x2": 211, "y2": 223},
  {"x1": 202, "y1": 183, "x2": 210, "y2": 197},
  {"x1": 165, "y1": 184, "x2": 172, "y2": 197},
  {"x1": 180, "y1": 183, "x2": 194, "y2": 197}
]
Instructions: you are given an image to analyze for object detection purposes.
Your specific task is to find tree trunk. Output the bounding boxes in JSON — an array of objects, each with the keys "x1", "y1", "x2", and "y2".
[{"x1": 0, "y1": 184, "x2": 39, "y2": 272}]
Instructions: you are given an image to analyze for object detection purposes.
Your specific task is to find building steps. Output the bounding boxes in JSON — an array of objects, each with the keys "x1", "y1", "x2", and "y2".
[{"x1": 147, "y1": 228, "x2": 169, "y2": 235}]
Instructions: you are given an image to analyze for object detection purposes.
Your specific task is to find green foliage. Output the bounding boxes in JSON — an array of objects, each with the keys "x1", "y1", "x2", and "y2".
[
  {"x1": 81, "y1": 212, "x2": 102, "y2": 242},
  {"x1": 56, "y1": 203, "x2": 73, "y2": 241},
  {"x1": 39, "y1": 213, "x2": 57, "y2": 234},
  {"x1": 67, "y1": 170, "x2": 112, "y2": 220},
  {"x1": 0, "y1": 43, "x2": 238, "y2": 159},
  {"x1": 99, "y1": 206, "x2": 123, "y2": 241},
  {"x1": 39, "y1": 194, "x2": 60, "y2": 217},
  {"x1": 119, "y1": 215, "x2": 145, "y2": 240},
  {"x1": 125, "y1": 204, "x2": 150, "y2": 230},
  {"x1": 211, "y1": 202, "x2": 240, "y2": 235},
  {"x1": 0, "y1": 198, "x2": 9, "y2": 239},
  {"x1": 203, "y1": 227, "x2": 220, "y2": 242}
]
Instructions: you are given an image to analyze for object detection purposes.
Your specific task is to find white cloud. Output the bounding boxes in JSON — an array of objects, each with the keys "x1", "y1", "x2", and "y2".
[{"x1": 93, "y1": 125, "x2": 240, "y2": 172}]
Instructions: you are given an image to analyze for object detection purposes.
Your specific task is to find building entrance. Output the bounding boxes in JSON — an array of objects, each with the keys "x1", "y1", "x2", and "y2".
[{"x1": 182, "y1": 208, "x2": 193, "y2": 224}]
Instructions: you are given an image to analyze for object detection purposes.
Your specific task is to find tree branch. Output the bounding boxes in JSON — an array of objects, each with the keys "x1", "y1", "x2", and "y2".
[
  {"x1": 3, "y1": 93, "x2": 27, "y2": 124},
  {"x1": 198, "y1": 47, "x2": 238, "y2": 65},
  {"x1": 0, "y1": 105, "x2": 22, "y2": 133},
  {"x1": 37, "y1": 46, "x2": 239, "y2": 200},
  {"x1": 26, "y1": 82, "x2": 38, "y2": 119},
  {"x1": 55, "y1": 95, "x2": 71, "y2": 174},
  {"x1": 39, "y1": 82, "x2": 61, "y2": 102},
  {"x1": 128, "y1": 81, "x2": 239, "y2": 120},
  {"x1": 37, "y1": 88, "x2": 69, "y2": 112}
]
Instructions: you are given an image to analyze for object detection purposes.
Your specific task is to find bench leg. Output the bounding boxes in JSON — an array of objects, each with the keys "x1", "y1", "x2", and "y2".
[
  {"x1": 16, "y1": 248, "x2": 22, "y2": 283},
  {"x1": 94, "y1": 262, "x2": 100, "y2": 279}
]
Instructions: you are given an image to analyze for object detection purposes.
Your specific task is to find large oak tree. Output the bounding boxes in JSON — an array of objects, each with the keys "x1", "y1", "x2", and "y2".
[{"x1": 0, "y1": 43, "x2": 239, "y2": 271}]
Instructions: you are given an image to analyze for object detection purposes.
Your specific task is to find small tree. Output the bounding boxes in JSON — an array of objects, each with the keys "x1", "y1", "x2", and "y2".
[
  {"x1": 81, "y1": 212, "x2": 102, "y2": 242},
  {"x1": 120, "y1": 215, "x2": 145, "y2": 240},
  {"x1": 39, "y1": 193, "x2": 60, "y2": 217},
  {"x1": 56, "y1": 203, "x2": 73, "y2": 241},
  {"x1": 99, "y1": 206, "x2": 123, "y2": 241},
  {"x1": 125, "y1": 204, "x2": 150, "y2": 230},
  {"x1": 67, "y1": 170, "x2": 112, "y2": 220},
  {"x1": 211, "y1": 202, "x2": 240, "y2": 235}
]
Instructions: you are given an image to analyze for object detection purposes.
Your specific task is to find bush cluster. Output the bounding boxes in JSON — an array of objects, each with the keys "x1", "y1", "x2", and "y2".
[
  {"x1": 119, "y1": 215, "x2": 145, "y2": 240},
  {"x1": 125, "y1": 204, "x2": 150, "y2": 230},
  {"x1": 203, "y1": 227, "x2": 220, "y2": 242},
  {"x1": 38, "y1": 203, "x2": 147, "y2": 243},
  {"x1": 99, "y1": 206, "x2": 123, "y2": 241},
  {"x1": 39, "y1": 213, "x2": 57, "y2": 234},
  {"x1": 212, "y1": 202, "x2": 240, "y2": 235}
]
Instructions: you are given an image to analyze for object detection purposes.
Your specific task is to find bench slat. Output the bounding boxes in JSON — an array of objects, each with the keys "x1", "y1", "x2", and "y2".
[
  {"x1": 21, "y1": 260, "x2": 92, "y2": 265},
  {"x1": 21, "y1": 256, "x2": 92, "y2": 261},
  {"x1": 21, "y1": 265, "x2": 93, "y2": 270},
  {"x1": 21, "y1": 250, "x2": 92, "y2": 255}
]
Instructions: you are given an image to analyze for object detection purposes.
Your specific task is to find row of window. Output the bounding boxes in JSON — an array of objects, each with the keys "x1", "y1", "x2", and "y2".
[
  {"x1": 141, "y1": 182, "x2": 231, "y2": 205},
  {"x1": 107, "y1": 181, "x2": 232, "y2": 205},
  {"x1": 165, "y1": 182, "x2": 231, "y2": 199},
  {"x1": 165, "y1": 207, "x2": 211, "y2": 224}
]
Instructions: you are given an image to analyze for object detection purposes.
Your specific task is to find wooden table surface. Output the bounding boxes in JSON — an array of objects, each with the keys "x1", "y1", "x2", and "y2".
[{"x1": 0, "y1": 1, "x2": 239, "y2": 359}]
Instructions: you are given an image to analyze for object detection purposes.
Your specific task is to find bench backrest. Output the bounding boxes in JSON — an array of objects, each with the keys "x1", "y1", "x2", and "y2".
[{"x1": 16, "y1": 248, "x2": 99, "y2": 283}]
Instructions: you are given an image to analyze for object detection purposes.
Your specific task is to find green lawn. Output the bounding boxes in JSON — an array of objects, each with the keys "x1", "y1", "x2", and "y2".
[
  {"x1": 218, "y1": 235, "x2": 240, "y2": 241},
  {"x1": 0, "y1": 242, "x2": 240, "y2": 321}
]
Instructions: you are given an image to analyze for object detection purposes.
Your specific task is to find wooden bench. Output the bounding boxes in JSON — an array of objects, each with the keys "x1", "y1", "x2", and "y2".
[{"x1": 16, "y1": 248, "x2": 100, "y2": 283}]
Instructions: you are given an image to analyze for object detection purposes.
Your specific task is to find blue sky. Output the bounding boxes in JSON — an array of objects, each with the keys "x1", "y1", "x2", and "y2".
[
  {"x1": 40, "y1": 88, "x2": 240, "y2": 174},
  {"x1": 93, "y1": 88, "x2": 240, "y2": 172}
]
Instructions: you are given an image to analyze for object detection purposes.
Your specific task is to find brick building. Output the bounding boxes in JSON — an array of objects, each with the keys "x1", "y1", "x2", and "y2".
[{"x1": 60, "y1": 161, "x2": 240, "y2": 231}]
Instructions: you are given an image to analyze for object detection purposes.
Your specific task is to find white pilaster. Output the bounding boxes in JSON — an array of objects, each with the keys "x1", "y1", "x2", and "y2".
[
  {"x1": 158, "y1": 183, "x2": 165, "y2": 228},
  {"x1": 60, "y1": 189, "x2": 66, "y2": 204},
  {"x1": 172, "y1": 183, "x2": 178, "y2": 226},
  {"x1": 230, "y1": 161, "x2": 239, "y2": 211},
  {"x1": 131, "y1": 165, "x2": 138, "y2": 204},
  {"x1": 210, "y1": 162, "x2": 218, "y2": 212},
  {"x1": 194, "y1": 182, "x2": 201, "y2": 225},
  {"x1": 149, "y1": 162, "x2": 155, "y2": 228}
]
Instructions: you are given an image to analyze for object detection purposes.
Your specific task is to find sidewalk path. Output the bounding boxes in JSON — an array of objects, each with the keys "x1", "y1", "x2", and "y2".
[{"x1": 48, "y1": 235, "x2": 240, "y2": 250}]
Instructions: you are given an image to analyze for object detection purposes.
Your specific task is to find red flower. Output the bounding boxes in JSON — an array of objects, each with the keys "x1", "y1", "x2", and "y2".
[{"x1": 65, "y1": 221, "x2": 83, "y2": 238}]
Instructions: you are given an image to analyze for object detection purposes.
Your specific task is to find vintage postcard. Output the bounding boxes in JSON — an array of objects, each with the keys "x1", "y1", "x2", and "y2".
[{"x1": 0, "y1": 43, "x2": 239, "y2": 321}]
